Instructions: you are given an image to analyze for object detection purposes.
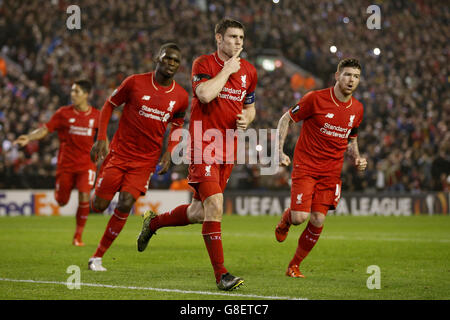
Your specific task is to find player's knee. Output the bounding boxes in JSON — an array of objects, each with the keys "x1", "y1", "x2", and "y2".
[
  {"x1": 187, "y1": 200, "x2": 204, "y2": 224},
  {"x1": 55, "y1": 193, "x2": 70, "y2": 207},
  {"x1": 91, "y1": 196, "x2": 109, "y2": 212},
  {"x1": 290, "y1": 211, "x2": 309, "y2": 225},
  {"x1": 203, "y1": 194, "x2": 223, "y2": 220},
  {"x1": 78, "y1": 192, "x2": 90, "y2": 203},
  {"x1": 310, "y1": 212, "x2": 326, "y2": 227},
  {"x1": 117, "y1": 192, "x2": 135, "y2": 213},
  {"x1": 57, "y1": 200, "x2": 68, "y2": 207}
]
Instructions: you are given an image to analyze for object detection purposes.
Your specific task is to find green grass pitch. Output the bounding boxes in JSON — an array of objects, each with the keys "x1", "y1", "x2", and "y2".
[{"x1": 0, "y1": 214, "x2": 449, "y2": 300}]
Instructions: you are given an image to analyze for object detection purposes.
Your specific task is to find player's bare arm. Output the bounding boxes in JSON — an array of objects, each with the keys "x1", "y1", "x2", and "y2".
[
  {"x1": 236, "y1": 103, "x2": 255, "y2": 130},
  {"x1": 90, "y1": 140, "x2": 109, "y2": 163},
  {"x1": 13, "y1": 126, "x2": 49, "y2": 147},
  {"x1": 195, "y1": 48, "x2": 242, "y2": 104},
  {"x1": 347, "y1": 137, "x2": 367, "y2": 171},
  {"x1": 277, "y1": 111, "x2": 293, "y2": 166},
  {"x1": 90, "y1": 99, "x2": 114, "y2": 163},
  {"x1": 157, "y1": 151, "x2": 171, "y2": 175},
  {"x1": 157, "y1": 123, "x2": 179, "y2": 175}
]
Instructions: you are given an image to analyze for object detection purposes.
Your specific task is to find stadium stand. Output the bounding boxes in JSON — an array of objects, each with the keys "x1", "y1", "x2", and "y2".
[{"x1": 0, "y1": 0, "x2": 449, "y2": 192}]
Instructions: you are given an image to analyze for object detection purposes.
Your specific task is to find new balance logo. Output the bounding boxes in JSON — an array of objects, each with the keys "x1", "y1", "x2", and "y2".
[
  {"x1": 325, "y1": 113, "x2": 334, "y2": 118},
  {"x1": 142, "y1": 95, "x2": 151, "y2": 100},
  {"x1": 205, "y1": 165, "x2": 211, "y2": 177}
]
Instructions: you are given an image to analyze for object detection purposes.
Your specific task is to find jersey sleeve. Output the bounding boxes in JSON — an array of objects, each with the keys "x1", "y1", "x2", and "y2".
[
  {"x1": 44, "y1": 109, "x2": 62, "y2": 133},
  {"x1": 191, "y1": 56, "x2": 212, "y2": 94},
  {"x1": 170, "y1": 92, "x2": 189, "y2": 127},
  {"x1": 244, "y1": 64, "x2": 257, "y2": 106},
  {"x1": 109, "y1": 75, "x2": 135, "y2": 107},
  {"x1": 349, "y1": 103, "x2": 364, "y2": 138},
  {"x1": 288, "y1": 91, "x2": 316, "y2": 123}
]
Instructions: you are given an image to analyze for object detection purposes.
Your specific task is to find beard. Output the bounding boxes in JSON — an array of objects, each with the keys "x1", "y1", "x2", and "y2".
[{"x1": 338, "y1": 82, "x2": 356, "y2": 96}]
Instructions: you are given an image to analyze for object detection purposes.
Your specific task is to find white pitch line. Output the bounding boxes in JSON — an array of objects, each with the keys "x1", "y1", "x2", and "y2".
[
  {"x1": 0, "y1": 278, "x2": 307, "y2": 300},
  {"x1": 153, "y1": 230, "x2": 450, "y2": 243}
]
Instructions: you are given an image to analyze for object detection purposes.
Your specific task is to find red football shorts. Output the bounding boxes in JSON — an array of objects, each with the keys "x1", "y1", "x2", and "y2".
[
  {"x1": 188, "y1": 163, "x2": 234, "y2": 201},
  {"x1": 94, "y1": 153, "x2": 154, "y2": 201},
  {"x1": 55, "y1": 169, "x2": 96, "y2": 205},
  {"x1": 290, "y1": 173, "x2": 342, "y2": 215}
]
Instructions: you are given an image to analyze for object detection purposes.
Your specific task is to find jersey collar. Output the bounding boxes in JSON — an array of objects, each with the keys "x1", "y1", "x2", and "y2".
[
  {"x1": 151, "y1": 72, "x2": 175, "y2": 93},
  {"x1": 72, "y1": 105, "x2": 92, "y2": 115},
  {"x1": 330, "y1": 87, "x2": 352, "y2": 109},
  {"x1": 213, "y1": 51, "x2": 224, "y2": 67}
]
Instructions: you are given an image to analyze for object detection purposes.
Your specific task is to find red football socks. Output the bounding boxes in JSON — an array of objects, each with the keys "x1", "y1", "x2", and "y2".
[
  {"x1": 202, "y1": 221, "x2": 228, "y2": 282},
  {"x1": 74, "y1": 201, "x2": 89, "y2": 240},
  {"x1": 93, "y1": 208, "x2": 129, "y2": 258},
  {"x1": 149, "y1": 204, "x2": 190, "y2": 231},
  {"x1": 289, "y1": 221, "x2": 323, "y2": 267},
  {"x1": 282, "y1": 208, "x2": 292, "y2": 225}
]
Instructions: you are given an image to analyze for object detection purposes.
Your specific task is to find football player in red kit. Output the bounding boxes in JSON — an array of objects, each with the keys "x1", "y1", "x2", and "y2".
[
  {"x1": 275, "y1": 58, "x2": 368, "y2": 278},
  {"x1": 137, "y1": 19, "x2": 257, "y2": 291},
  {"x1": 88, "y1": 43, "x2": 189, "y2": 271},
  {"x1": 14, "y1": 80, "x2": 99, "y2": 246}
]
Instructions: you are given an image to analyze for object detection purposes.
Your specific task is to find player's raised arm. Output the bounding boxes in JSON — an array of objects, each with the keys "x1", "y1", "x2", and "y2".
[
  {"x1": 13, "y1": 126, "x2": 49, "y2": 147},
  {"x1": 277, "y1": 111, "x2": 294, "y2": 167},
  {"x1": 195, "y1": 48, "x2": 243, "y2": 104}
]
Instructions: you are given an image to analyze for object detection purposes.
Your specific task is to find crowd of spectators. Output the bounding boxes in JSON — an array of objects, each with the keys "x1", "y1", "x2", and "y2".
[{"x1": 1, "y1": 0, "x2": 449, "y2": 192}]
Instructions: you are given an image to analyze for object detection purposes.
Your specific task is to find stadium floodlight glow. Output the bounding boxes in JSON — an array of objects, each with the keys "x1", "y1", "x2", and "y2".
[
  {"x1": 273, "y1": 0, "x2": 280, "y2": 4},
  {"x1": 330, "y1": 45, "x2": 337, "y2": 53},
  {"x1": 373, "y1": 48, "x2": 381, "y2": 56},
  {"x1": 256, "y1": 144, "x2": 263, "y2": 152},
  {"x1": 262, "y1": 59, "x2": 276, "y2": 71},
  {"x1": 343, "y1": 17, "x2": 350, "y2": 24}
]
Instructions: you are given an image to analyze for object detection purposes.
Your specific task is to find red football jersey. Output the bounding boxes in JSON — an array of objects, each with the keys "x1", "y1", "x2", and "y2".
[
  {"x1": 45, "y1": 105, "x2": 99, "y2": 172},
  {"x1": 108, "y1": 72, "x2": 189, "y2": 165},
  {"x1": 289, "y1": 87, "x2": 364, "y2": 177},
  {"x1": 189, "y1": 51, "x2": 257, "y2": 163}
]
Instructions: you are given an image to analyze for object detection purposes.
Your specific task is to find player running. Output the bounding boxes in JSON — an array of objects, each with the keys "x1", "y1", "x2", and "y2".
[
  {"x1": 88, "y1": 43, "x2": 189, "y2": 271},
  {"x1": 137, "y1": 18, "x2": 257, "y2": 291},
  {"x1": 14, "y1": 80, "x2": 99, "y2": 246},
  {"x1": 275, "y1": 58, "x2": 367, "y2": 278}
]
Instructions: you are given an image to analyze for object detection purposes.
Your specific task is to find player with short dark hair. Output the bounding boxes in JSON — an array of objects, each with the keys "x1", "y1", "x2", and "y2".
[
  {"x1": 275, "y1": 58, "x2": 367, "y2": 278},
  {"x1": 88, "y1": 43, "x2": 189, "y2": 271},
  {"x1": 14, "y1": 80, "x2": 99, "y2": 246},
  {"x1": 137, "y1": 18, "x2": 257, "y2": 291}
]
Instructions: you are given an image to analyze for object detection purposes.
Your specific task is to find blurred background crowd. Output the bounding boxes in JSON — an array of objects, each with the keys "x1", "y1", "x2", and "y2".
[{"x1": 1, "y1": 0, "x2": 449, "y2": 192}]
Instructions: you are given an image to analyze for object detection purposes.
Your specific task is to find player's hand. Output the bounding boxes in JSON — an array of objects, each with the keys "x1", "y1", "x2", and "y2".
[
  {"x1": 355, "y1": 157, "x2": 367, "y2": 171},
  {"x1": 223, "y1": 48, "x2": 242, "y2": 75},
  {"x1": 13, "y1": 135, "x2": 30, "y2": 147},
  {"x1": 157, "y1": 150, "x2": 171, "y2": 175},
  {"x1": 236, "y1": 113, "x2": 248, "y2": 130},
  {"x1": 280, "y1": 152, "x2": 291, "y2": 167},
  {"x1": 90, "y1": 140, "x2": 108, "y2": 163}
]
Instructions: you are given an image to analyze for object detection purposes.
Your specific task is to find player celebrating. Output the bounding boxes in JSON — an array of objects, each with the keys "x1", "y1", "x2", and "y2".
[
  {"x1": 137, "y1": 18, "x2": 257, "y2": 291},
  {"x1": 275, "y1": 58, "x2": 367, "y2": 278},
  {"x1": 14, "y1": 80, "x2": 99, "y2": 246},
  {"x1": 88, "y1": 43, "x2": 188, "y2": 271}
]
